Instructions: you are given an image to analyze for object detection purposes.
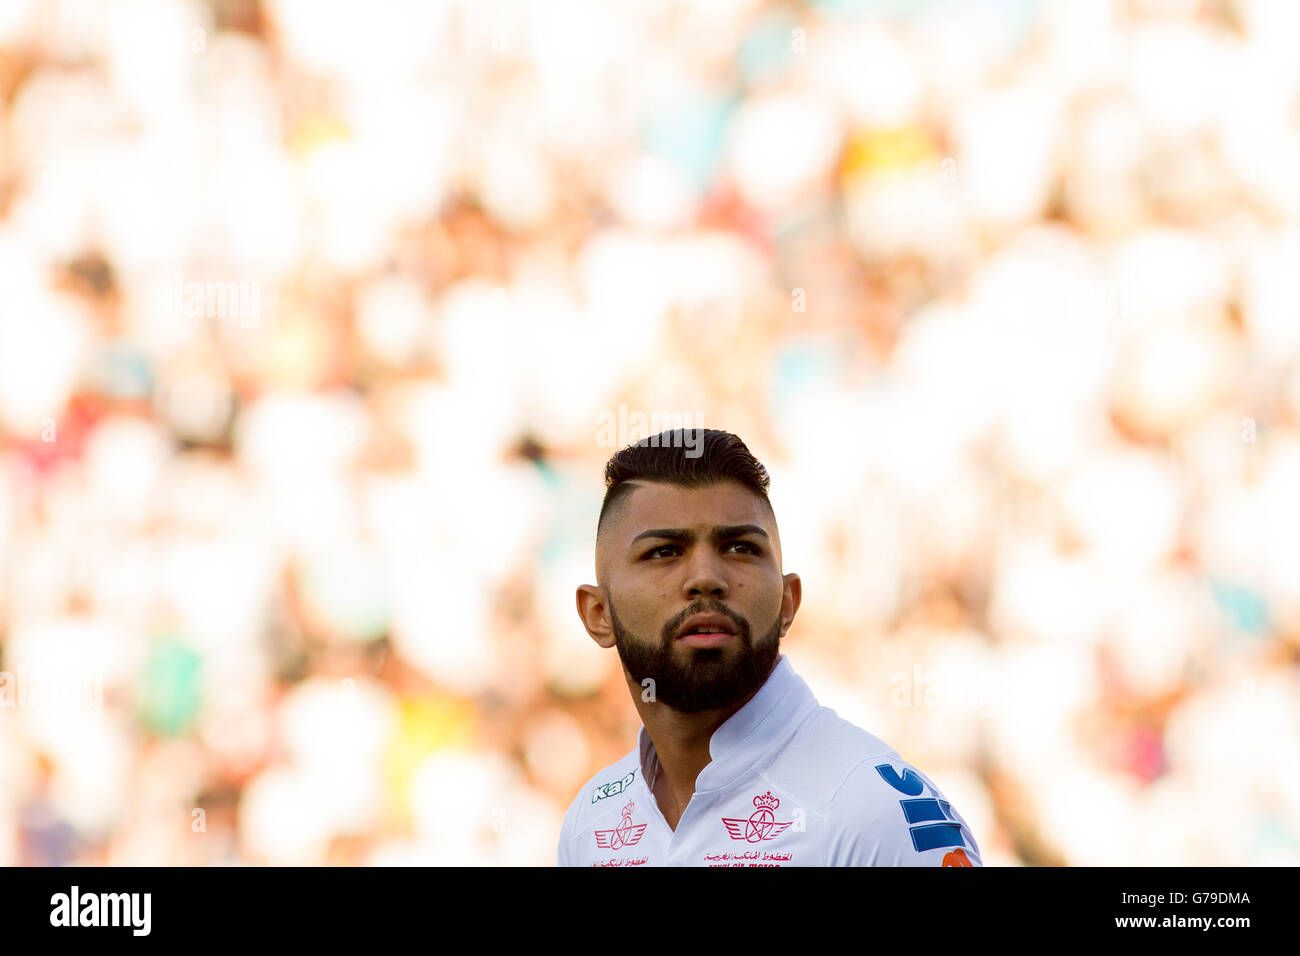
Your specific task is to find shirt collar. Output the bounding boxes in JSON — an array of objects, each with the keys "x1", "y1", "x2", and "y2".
[{"x1": 637, "y1": 653, "x2": 818, "y2": 794}]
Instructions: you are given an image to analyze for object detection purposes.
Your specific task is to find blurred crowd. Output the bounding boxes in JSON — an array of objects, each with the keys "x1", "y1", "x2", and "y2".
[{"x1": 1, "y1": 0, "x2": 1299, "y2": 866}]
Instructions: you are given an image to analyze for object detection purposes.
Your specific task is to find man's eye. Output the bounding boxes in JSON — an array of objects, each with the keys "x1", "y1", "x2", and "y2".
[{"x1": 643, "y1": 542, "x2": 760, "y2": 559}]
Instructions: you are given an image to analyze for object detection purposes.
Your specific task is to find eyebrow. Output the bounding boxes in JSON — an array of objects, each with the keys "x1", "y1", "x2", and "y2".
[{"x1": 629, "y1": 525, "x2": 770, "y2": 548}]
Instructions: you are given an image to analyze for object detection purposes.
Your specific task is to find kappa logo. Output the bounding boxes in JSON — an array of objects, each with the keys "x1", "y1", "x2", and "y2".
[
  {"x1": 721, "y1": 791, "x2": 793, "y2": 843},
  {"x1": 594, "y1": 800, "x2": 648, "y2": 850},
  {"x1": 592, "y1": 769, "x2": 636, "y2": 803}
]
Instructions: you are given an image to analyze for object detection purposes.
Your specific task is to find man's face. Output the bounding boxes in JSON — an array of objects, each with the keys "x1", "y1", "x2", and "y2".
[{"x1": 592, "y1": 480, "x2": 797, "y2": 714}]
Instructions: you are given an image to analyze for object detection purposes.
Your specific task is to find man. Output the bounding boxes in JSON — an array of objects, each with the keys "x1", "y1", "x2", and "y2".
[{"x1": 558, "y1": 428, "x2": 983, "y2": 867}]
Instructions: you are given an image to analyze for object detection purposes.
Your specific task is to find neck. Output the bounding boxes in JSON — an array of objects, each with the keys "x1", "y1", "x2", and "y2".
[{"x1": 632, "y1": 681, "x2": 763, "y2": 830}]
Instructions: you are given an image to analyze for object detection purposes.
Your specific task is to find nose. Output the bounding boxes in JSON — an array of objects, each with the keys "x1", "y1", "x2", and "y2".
[{"x1": 681, "y1": 548, "x2": 729, "y2": 601}]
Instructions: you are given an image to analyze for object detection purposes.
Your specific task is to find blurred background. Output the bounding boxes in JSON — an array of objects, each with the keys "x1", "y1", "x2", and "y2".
[{"x1": 1, "y1": 0, "x2": 1298, "y2": 866}]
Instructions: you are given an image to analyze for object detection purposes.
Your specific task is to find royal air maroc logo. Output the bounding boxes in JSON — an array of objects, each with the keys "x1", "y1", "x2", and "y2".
[
  {"x1": 722, "y1": 792, "x2": 793, "y2": 843},
  {"x1": 594, "y1": 800, "x2": 647, "y2": 850}
]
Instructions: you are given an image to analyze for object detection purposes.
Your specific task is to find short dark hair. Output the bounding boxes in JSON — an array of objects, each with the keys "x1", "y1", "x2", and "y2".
[{"x1": 597, "y1": 429, "x2": 774, "y2": 538}]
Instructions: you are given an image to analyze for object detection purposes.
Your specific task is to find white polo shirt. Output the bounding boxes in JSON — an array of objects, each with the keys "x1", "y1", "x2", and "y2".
[{"x1": 557, "y1": 654, "x2": 983, "y2": 867}]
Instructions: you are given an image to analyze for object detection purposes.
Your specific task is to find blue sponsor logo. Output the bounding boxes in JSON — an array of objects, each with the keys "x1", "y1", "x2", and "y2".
[
  {"x1": 899, "y1": 798, "x2": 947, "y2": 824},
  {"x1": 875, "y1": 764, "x2": 925, "y2": 796},
  {"x1": 909, "y1": 822, "x2": 966, "y2": 852},
  {"x1": 875, "y1": 763, "x2": 966, "y2": 855}
]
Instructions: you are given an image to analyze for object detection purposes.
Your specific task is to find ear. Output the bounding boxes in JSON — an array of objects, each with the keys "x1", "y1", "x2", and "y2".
[
  {"x1": 778, "y1": 572, "x2": 801, "y2": 638},
  {"x1": 575, "y1": 584, "x2": 617, "y2": 649}
]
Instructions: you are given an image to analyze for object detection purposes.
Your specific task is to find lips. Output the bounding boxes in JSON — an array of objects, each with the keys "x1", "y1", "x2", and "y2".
[
  {"x1": 678, "y1": 630, "x2": 737, "y2": 648},
  {"x1": 676, "y1": 613, "x2": 738, "y2": 639}
]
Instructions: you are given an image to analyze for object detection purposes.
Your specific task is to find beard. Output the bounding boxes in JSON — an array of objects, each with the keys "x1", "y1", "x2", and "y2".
[{"x1": 609, "y1": 597, "x2": 782, "y2": 714}]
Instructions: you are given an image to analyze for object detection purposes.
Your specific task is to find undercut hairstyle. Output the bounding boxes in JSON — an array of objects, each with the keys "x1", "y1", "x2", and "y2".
[{"x1": 596, "y1": 429, "x2": 774, "y2": 541}]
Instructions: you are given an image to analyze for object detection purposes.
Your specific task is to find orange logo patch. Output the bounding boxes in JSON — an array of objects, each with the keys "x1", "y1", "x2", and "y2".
[{"x1": 942, "y1": 848, "x2": 973, "y2": 867}]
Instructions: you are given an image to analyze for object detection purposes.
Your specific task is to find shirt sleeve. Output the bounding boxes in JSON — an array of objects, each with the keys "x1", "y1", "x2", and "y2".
[{"x1": 825, "y1": 756, "x2": 983, "y2": 867}]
